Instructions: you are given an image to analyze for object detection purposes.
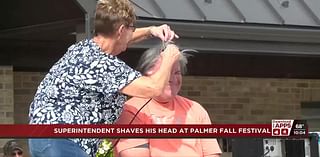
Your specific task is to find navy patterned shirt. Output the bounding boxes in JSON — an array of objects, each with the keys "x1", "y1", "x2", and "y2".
[{"x1": 29, "y1": 39, "x2": 141, "y2": 156}]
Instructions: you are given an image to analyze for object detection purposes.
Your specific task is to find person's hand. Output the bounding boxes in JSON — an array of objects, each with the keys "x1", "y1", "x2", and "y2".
[{"x1": 150, "y1": 24, "x2": 179, "y2": 41}]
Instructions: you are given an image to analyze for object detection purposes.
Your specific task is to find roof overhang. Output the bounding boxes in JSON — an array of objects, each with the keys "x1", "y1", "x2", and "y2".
[{"x1": 132, "y1": 18, "x2": 320, "y2": 56}]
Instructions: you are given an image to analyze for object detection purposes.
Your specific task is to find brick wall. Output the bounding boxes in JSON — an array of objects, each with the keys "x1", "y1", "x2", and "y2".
[
  {"x1": 14, "y1": 72, "x2": 45, "y2": 124},
  {"x1": 180, "y1": 76, "x2": 320, "y2": 124},
  {"x1": 5, "y1": 72, "x2": 320, "y2": 157},
  {"x1": 0, "y1": 66, "x2": 14, "y2": 155},
  {"x1": 1, "y1": 72, "x2": 45, "y2": 157},
  {"x1": 0, "y1": 66, "x2": 14, "y2": 124},
  {"x1": 12, "y1": 73, "x2": 320, "y2": 125}
]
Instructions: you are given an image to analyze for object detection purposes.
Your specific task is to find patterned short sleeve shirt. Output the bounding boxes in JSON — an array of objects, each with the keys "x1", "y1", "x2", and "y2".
[{"x1": 29, "y1": 39, "x2": 141, "y2": 156}]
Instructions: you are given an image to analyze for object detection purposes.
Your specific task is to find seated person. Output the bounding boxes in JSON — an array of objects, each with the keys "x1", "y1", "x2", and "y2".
[
  {"x1": 3, "y1": 140, "x2": 23, "y2": 157},
  {"x1": 114, "y1": 42, "x2": 222, "y2": 157}
]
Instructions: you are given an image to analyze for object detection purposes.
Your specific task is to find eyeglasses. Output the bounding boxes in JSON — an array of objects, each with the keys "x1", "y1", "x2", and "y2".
[
  {"x1": 11, "y1": 151, "x2": 22, "y2": 156},
  {"x1": 127, "y1": 24, "x2": 136, "y2": 32}
]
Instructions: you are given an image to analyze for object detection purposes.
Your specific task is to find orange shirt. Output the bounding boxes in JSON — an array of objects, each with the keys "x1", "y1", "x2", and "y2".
[{"x1": 114, "y1": 96, "x2": 222, "y2": 157}]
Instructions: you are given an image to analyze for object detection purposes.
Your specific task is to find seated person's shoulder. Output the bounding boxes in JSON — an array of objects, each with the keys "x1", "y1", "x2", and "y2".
[
  {"x1": 125, "y1": 97, "x2": 151, "y2": 108},
  {"x1": 176, "y1": 95, "x2": 208, "y2": 112},
  {"x1": 176, "y1": 95, "x2": 201, "y2": 107}
]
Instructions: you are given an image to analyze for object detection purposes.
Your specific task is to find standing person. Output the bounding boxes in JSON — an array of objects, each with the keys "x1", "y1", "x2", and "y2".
[
  {"x1": 28, "y1": 0, "x2": 180, "y2": 156},
  {"x1": 114, "y1": 42, "x2": 222, "y2": 157},
  {"x1": 3, "y1": 140, "x2": 23, "y2": 157}
]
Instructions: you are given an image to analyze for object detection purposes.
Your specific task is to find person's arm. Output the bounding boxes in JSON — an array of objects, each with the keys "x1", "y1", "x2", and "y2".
[
  {"x1": 195, "y1": 102, "x2": 222, "y2": 157},
  {"x1": 201, "y1": 138, "x2": 221, "y2": 157},
  {"x1": 120, "y1": 44, "x2": 180, "y2": 98},
  {"x1": 129, "y1": 24, "x2": 179, "y2": 44}
]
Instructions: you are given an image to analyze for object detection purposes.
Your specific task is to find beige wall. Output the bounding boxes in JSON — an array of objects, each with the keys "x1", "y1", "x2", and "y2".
[
  {"x1": 0, "y1": 70, "x2": 44, "y2": 157},
  {"x1": 0, "y1": 66, "x2": 14, "y2": 124},
  {"x1": 0, "y1": 66, "x2": 14, "y2": 155},
  {"x1": 1, "y1": 71, "x2": 319, "y2": 156},
  {"x1": 14, "y1": 72, "x2": 45, "y2": 124},
  {"x1": 12, "y1": 72, "x2": 320, "y2": 125},
  {"x1": 180, "y1": 76, "x2": 320, "y2": 124}
]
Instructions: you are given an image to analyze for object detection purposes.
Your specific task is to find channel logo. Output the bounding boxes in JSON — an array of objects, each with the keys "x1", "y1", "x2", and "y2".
[{"x1": 272, "y1": 119, "x2": 293, "y2": 136}]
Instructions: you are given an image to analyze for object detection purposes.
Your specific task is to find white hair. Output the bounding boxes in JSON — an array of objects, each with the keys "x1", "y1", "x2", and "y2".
[{"x1": 136, "y1": 41, "x2": 196, "y2": 75}]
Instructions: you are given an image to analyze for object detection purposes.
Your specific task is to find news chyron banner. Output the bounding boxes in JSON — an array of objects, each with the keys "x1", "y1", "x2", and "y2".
[
  {"x1": 0, "y1": 120, "x2": 307, "y2": 138},
  {"x1": 272, "y1": 119, "x2": 308, "y2": 137}
]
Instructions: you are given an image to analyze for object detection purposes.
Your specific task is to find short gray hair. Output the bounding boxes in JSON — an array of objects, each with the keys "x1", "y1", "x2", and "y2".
[{"x1": 136, "y1": 41, "x2": 194, "y2": 75}]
